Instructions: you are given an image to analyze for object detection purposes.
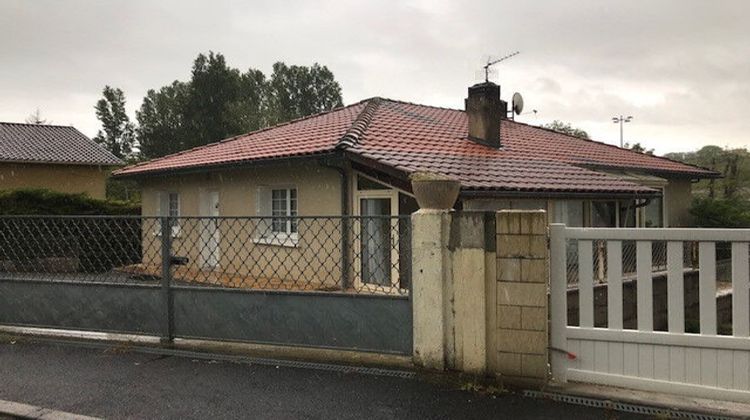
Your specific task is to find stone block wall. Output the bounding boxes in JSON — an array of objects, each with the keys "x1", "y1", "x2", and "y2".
[{"x1": 491, "y1": 210, "x2": 549, "y2": 382}]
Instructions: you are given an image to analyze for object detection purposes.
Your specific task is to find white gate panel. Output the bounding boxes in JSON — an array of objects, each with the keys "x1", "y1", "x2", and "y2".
[{"x1": 550, "y1": 225, "x2": 750, "y2": 403}]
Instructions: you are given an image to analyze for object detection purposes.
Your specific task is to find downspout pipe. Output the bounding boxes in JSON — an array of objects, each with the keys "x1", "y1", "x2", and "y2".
[{"x1": 321, "y1": 158, "x2": 350, "y2": 290}]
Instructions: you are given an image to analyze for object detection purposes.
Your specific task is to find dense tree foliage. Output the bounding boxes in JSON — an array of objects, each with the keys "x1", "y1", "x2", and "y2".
[
  {"x1": 690, "y1": 198, "x2": 750, "y2": 228},
  {"x1": 668, "y1": 145, "x2": 750, "y2": 228},
  {"x1": 136, "y1": 81, "x2": 190, "y2": 159},
  {"x1": 666, "y1": 146, "x2": 750, "y2": 200},
  {"x1": 93, "y1": 86, "x2": 136, "y2": 160},
  {"x1": 541, "y1": 120, "x2": 590, "y2": 139},
  {"x1": 624, "y1": 142, "x2": 654, "y2": 155},
  {"x1": 108, "y1": 52, "x2": 343, "y2": 160},
  {"x1": 267, "y1": 62, "x2": 343, "y2": 125}
]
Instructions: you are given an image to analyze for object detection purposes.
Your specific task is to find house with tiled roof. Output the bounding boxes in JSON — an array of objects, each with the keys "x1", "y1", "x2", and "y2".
[
  {"x1": 0, "y1": 122, "x2": 123, "y2": 199},
  {"x1": 113, "y1": 81, "x2": 718, "y2": 289},
  {"x1": 115, "y1": 82, "x2": 717, "y2": 227}
]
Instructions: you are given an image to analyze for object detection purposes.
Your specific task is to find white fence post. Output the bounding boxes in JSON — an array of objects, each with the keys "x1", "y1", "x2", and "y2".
[
  {"x1": 732, "y1": 242, "x2": 750, "y2": 337},
  {"x1": 607, "y1": 241, "x2": 623, "y2": 329},
  {"x1": 578, "y1": 240, "x2": 594, "y2": 328},
  {"x1": 549, "y1": 223, "x2": 567, "y2": 383},
  {"x1": 667, "y1": 241, "x2": 685, "y2": 333},
  {"x1": 699, "y1": 242, "x2": 717, "y2": 335}
]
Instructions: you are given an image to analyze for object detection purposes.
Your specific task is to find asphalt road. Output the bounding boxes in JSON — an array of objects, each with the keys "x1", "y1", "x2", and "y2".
[{"x1": 0, "y1": 338, "x2": 645, "y2": 419}]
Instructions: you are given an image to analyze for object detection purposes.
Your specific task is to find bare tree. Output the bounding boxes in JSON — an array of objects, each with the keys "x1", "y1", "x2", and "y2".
[{"x1": 25, "y1": 109, "x2": 49, "y2": 124}]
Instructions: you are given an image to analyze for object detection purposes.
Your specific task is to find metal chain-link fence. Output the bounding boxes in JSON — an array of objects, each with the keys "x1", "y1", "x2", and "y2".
[{"x1": 0, "y1": 216, "x2": 411, "y2": 295}]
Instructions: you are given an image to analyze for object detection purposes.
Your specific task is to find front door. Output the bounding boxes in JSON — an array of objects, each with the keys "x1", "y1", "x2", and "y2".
[
  {"x1": 200, "y1": 191, "x2": 220, "y2": 268},
  {"x1": 360, "y1": 197, "x2": 392, "y2": 286}
]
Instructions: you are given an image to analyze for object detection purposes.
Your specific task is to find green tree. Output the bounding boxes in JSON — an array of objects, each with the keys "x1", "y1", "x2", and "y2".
[
  {"x1": 267, "y1": 62, "x2": 343, "y2": 124},
  {"x1": 184, "y1": 52, "x2": 245, "y2": 150},
  {"x1": 624, "y1": 142, "x2": 654, "y2": 155},
  {"x1": 93, "y1": 86, "x2": 135, "y2": 160},
  {"x1": 134, "y1": 52, "x2": 343, "y2": 159},
  {"x1": 690, "y1": 198, "x2": 750, "y2": 228},
  {"x1": 665, "y1": 146, "x2": 750, "y2": 200},
  {"x1": 541, "y1": 120, "x2": 589, "y2": 139},
  {"x1": 136, "y1": 81, "x2": 190, "y2": 159}
]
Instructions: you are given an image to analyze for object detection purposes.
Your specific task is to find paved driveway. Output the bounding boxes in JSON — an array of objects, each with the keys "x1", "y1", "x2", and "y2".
[{"x1": 0, "y1": 338, "x2": 645, "y2": 419}]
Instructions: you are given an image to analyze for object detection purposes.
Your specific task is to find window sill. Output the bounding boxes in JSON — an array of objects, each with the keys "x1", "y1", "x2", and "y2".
[
  {"x1": 153, "y1": 230, "x2": 182, "y2": 239},
  {"x1": 253, "y1": 236, "x2": 299, "y2": 248}
]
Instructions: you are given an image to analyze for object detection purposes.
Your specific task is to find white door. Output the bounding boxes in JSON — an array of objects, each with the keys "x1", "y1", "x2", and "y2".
[{"x1": 200, "y1": 191, "x2": 220, "y2": 268}]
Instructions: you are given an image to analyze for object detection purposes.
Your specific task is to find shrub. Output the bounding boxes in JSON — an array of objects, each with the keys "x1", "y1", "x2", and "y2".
[
  {"x1": 689, "y1": 197, "x2": 750, "y2": 228},
  {"x1": 0, "y1": 189, "x2": 142, "y2": 273},
  {"x1": 0, "y1": 189, "x2": 139, "y2": 215}
]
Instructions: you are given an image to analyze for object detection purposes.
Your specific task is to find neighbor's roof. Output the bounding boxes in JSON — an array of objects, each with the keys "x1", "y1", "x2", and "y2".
[
  {"x1": 0, "y1": 122, "x2": 123, "y2": 166},
  {"x1": 114, "y1": 98, "x2": 718, "y2": 195}
]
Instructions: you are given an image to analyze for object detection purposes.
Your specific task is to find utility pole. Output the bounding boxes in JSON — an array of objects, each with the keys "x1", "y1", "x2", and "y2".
[{"x1": 612, "y1": 115, "x2": 633, "y2": 148}]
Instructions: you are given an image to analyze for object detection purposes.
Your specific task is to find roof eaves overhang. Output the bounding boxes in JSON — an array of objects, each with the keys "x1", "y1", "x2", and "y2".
[
  {"x1": 112, "y1": 152, "x2": 340, "y2": 179},
  {"x1": 460, "y1": 188, "x2": 661, "y2": 200},
  {"x1": 578, "y1": 163, "x2": 722, "y2": 180},
  {"x1": 0, "y1": 158, "x2": 124, "y2": 167},
  {"x1": 341, "y1": 150, "x2": 412, "y2": 182}
]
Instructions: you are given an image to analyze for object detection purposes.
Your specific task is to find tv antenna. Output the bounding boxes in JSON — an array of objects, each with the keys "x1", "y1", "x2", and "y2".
[{"x1": 484, "y1": 51, "x2": 520, "y2": 82}]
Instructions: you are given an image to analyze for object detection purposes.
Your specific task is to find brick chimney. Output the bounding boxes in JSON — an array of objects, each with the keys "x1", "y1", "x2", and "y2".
[{"x1": 465, "y1": 82, "x2": 506, "y2": 148}]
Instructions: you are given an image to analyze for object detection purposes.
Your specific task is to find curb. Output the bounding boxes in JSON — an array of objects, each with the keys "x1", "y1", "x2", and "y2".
[{"x1": 0, "y1": 400, "x2": 100, "y2": 420}]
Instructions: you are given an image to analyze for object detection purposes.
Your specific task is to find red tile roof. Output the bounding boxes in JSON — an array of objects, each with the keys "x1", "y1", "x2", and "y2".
[
  {"x1": 0, "y1": 122, "x2": 123, "y2": 166},
  {"x1": 115, "y1": 98, "x2": 718, "y2": 196}
]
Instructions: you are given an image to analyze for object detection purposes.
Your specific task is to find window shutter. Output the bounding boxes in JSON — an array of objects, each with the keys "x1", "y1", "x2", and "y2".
[
  {"x1": 256, "y1": 186, "x2": 272, "y2": 238},
  {"x1": 154, "y1": 191, "x2": 164, "y2": 235},
  {"x1": 170, "y1": 193, "x2": 181, "y2": 237}
]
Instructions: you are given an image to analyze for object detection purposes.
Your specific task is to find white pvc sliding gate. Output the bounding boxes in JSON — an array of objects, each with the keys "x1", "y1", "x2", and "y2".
[{"x1": 549, "y1": 225, "x2": 750, "y2": 403}]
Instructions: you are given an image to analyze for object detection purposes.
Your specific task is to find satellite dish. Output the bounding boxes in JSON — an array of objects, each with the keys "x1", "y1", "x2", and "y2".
[{"x1": 512, "y1": 92, "x2": 524, "y2": 115}]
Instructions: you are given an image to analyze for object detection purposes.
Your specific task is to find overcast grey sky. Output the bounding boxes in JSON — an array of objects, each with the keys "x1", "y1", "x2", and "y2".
[{"x1": 1, "y1": 0, "x2": 748, "y2": 154}]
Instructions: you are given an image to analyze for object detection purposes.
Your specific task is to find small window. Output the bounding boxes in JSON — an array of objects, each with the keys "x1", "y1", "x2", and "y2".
[
  {"x1": 644, "y1": 196, "x2": 664, "y2": 227},
  {"x1": 157, "y1": 192, "x2": 180, "y2": 237},
  {"x1": 554, "y1": 200, "x2": 584, "y2": 227},
  {"x1": 168, "y1": 192, "x2": 180, "y2": 218},
  {"x1": 271, "y1": 188, "x2": 298, "y2": 235},
  {"x1": 591, "y1": 201, "x2": 617, "y2": 227},
  {"x1": 619, "y1": 199, "x2": 637, "y2": 228}
]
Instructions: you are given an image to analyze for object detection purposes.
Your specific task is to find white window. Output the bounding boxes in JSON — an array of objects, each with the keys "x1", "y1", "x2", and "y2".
[
  {"x1": 643, "y1": 196, "x2": 664, "y2": 227},
  {"x1": 553, "y1": 200, "x2": 584, "y2": 227},
  {"x1": 168, "y1": 192, "x2": 179, "y2": 218},
  {"x1": 271, "y1": 188, "x2": 297, "y2": 235},
  {"x1": 255, "y1": 186, "x2": 298, "y2": 246},
  {"x1": 156, "y1": 191, "x2": 180, "y2": 237}
]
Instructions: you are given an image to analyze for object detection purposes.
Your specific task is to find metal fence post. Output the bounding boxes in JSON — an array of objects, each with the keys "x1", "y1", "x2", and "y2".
[
  {"x1": 341, "y1": 217, "x2": 350, "y2": 290},
  {"x1": 160, "y1": 216, "x2": 174, "y2": 344}
]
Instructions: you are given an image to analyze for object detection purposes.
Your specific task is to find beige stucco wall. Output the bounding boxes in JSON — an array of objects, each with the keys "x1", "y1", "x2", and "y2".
[
  {"x1": 140, "y1": 163, "x2": 342, "y2": 217},
  {"x1": 0, "y1": 162, "x2": 109, "y2": 199},
  {"x1": 664, "y1": 178, "x2": 693, "y2": 227},
  {"x1": 138, "y1": 162, "x2": 346, "y2": 290}
]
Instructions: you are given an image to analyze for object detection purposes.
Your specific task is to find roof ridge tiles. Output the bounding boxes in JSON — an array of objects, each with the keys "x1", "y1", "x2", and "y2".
[
  {"x1": 115, "y1": 99, "x2": 372, "y2": 174},
  {"x1": 337, "y1": 97, "x2": 381, "y2": 149},
  {"x1": 0, "y1": 121, "x2": 76, "y2": 129},
  {"x1": 376, "y1": 97, "x2": 464, "y2": 113}
]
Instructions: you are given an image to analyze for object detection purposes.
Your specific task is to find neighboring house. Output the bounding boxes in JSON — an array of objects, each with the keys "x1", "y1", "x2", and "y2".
[
  {"x1": 0, "y1": 122, "x2": 123, "y2": 199},
  {"x1": 113, "y1": 82, "x2": 719, "y2": 290}
]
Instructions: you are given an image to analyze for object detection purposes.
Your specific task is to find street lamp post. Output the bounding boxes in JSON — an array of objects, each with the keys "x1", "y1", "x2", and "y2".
[{"x1": 612, "y1": 115, "x2": 633, "y2": 148}]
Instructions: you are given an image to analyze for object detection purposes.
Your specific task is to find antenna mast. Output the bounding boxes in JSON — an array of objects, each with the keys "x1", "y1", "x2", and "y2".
[{"x1": 484, "y1": 51, "x2": 520, "y2": 82}]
